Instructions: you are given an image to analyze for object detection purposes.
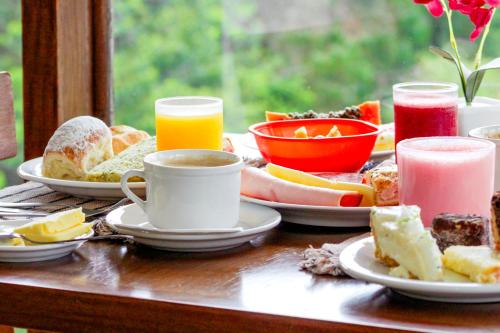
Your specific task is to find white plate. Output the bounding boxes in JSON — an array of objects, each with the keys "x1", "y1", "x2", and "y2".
[
  {"x1": 240, "y1": 195, "x2": 369, "y2": 227},
  {"x1": 105, "y1": 202, "x2": 281, "y2": 252},
  {"x1": 0, "y1": 220, "x2": 93, "y2": 263},
  {"x1": 340, "y1": 237, "x2": 500, "y2": 303},
  {"x1": 17, "y1": 157, "x2": 145, "y2": 200},
  {"x1": 242, "y1": 132, "x2": 394, "y2": 161}
]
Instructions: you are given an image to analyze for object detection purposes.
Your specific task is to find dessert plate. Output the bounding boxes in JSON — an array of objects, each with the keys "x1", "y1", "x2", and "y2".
[
  {"x1": 339, "y1": 237, "x2": 500, "y2": 303},
  {"x1": 106, "y1": 202, "x2": 281, "y2": 252},
  {"x1": 0, "y1": 219, "x2": 94, "y2": 263},
  {"x1": 241, "y1": 132, "x2": 394, "y2": 161},
  {"x1": 240, "y1": 195, "x2": 370, "y2": 227},
  {"x1": 17, "y1": 157, "x2": 145, "y2": 200}
]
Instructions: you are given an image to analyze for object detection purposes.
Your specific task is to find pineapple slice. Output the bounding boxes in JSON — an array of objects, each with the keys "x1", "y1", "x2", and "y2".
[
  {"x1": 326, "y1": 125, "x2": 342, "y2": 137},
  {"x1": 294, "y1": 126, "x2": 308, "y2": 139}
]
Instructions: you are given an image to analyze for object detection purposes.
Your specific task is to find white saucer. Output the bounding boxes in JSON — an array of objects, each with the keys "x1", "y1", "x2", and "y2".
[
  {"x1": 0, "y1": 220, "x2": 93, "y2": 263},
  {"x1": 240, "y1": 195, "x2": 369, "y2": 227},
  {"x1": 17, "y1": 157, "x2": 145, "y2": 200},
  {"x1": 105, "y1": 202, "x2": 281, "y2": 252},
  {"x1": 340, "y1": 237, "x2": 500, "y2": 303}
]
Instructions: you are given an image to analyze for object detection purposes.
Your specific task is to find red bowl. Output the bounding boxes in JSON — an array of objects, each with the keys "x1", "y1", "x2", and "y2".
[{"x1": 249, "y1": 118, "x2": 380, "y2": 172}]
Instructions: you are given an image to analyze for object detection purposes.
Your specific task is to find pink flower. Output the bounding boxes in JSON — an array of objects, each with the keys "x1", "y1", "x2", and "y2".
[
  {"x1": 469, "y1": 6, "x2": 494, "y2": 41},
  {"x1": 449, "y1": 0, "x2": 485, "y2": 14},
  {"x1": 413, "y1": 0, "x2": 444, "y2": 17},
  {"x1": 485, "y1": 0, "x2": 500, "y2": 6}
]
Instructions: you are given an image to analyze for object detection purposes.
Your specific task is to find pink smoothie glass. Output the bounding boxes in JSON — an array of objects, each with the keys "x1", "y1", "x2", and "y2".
[{"x1": 398, "y1": 137, "x2": 495, "y2": 227}]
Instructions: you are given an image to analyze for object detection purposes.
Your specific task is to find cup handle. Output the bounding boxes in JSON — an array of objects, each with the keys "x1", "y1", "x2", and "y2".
[{"x1": 120, "y1": 169, "x2": 147, "y2": 211}]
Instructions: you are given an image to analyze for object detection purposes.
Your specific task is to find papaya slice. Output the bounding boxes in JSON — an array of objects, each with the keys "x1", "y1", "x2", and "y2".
[{"x1": 265, "y1": 111, "x2": 291, "y2": 122}]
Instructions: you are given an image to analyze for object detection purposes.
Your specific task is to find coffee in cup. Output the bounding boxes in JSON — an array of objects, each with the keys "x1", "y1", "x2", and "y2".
[{"x1": 120, "y1": 149, "x2": 243, "y2": 230}]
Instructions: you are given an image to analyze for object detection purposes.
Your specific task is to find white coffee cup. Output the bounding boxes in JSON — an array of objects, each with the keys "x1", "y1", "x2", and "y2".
[
  {"x1": 469, "y1": 125, "x2": 500, "y2": 191},
  {"x1": 120, "y1": 149, "x2": 244, "y2": 230}
]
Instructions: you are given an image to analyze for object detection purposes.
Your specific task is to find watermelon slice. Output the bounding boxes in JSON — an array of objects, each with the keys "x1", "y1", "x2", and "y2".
[{"x1": 358, "y1": 100, "x2": 381, "y2": 125}]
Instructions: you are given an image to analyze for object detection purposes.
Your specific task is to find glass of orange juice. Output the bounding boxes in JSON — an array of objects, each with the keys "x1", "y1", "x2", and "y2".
[{"x1": 155, "y1": 96, "x2": 223, "y2": 151}]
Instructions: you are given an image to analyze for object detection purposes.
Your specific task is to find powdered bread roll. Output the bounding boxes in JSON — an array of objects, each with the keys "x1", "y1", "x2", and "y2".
[
  {"x1": 42, "y1": 116, "x2": 113, "y2": 180},
  {"x1": 110, "y1": 125, "x2": 150, "y2": 154}
]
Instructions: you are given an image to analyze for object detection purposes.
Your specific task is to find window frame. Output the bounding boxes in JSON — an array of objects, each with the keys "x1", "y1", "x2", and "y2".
[{"x1": 21, "y1": 0, "x2": 113, "y2": 160}]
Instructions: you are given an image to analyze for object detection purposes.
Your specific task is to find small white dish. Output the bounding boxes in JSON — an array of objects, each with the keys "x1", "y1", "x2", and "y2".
[
  {"x1": 17, "y1": 157, "x2": 145, "y2": 200},
  {"x1": 340, "y1": 237, "x2": 500, "y2": 303},
  {"x1": 105, "y1": 202, "x2": 281, "y2": 252},
  {"x1": 240, "y1": 195, "x2": 369, "y2": 227},
  {"x1": 0, "y1": 220, "x2": 93, "y2": 263}
]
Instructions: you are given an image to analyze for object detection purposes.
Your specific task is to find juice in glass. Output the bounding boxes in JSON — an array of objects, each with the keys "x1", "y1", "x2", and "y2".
[
  {"x1": 155, "y1": 97, "x2": 223, "y2": 151},
  {"x1": 393, "y1": 82, "x2": 458, "y2": 146},
  {"x1": 397, "y1": 137, "x2": 495, "y2": 227}
]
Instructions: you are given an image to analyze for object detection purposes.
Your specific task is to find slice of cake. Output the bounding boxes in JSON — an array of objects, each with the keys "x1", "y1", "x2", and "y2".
[
  {"x1": 370, "y1": 205, "x2": 443, "y2": 281},
  {"x1": 363, "y1": 164, "x2": 398, "y2": 206},
  {"x1": 86, "y1": 137, "x2": 156, "y2": 182},
  {"x1": 14, "y1": 208, "x2": 92, "y2": 243},
  {"x1": 443, "y1": 246, "x2": 500, "y2": 283},
  {"x1": 431, "y1": 213, "x2": 488, "y2": 252},
  {"x1": 491, "y1": 192, "x2": 500, "y2": 251}
]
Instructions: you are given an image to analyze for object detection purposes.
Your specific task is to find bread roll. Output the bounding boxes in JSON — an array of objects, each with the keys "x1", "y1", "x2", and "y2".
[
  {"x1": 42, "y1": 116, "x2": 113, "y2": 180},
  {"x1": 110, "y1": 125, "x2": 150, "y2": 154}
]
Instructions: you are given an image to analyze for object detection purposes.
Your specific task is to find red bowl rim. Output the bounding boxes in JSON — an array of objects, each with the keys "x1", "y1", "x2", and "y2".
[{"x1": 248, "y1": 118, "x2": 381, "y2": 142}]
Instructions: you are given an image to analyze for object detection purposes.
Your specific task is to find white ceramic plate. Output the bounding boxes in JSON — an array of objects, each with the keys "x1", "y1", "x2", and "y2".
[
  {"x1": 0, "y1": 220, "x2": 93, "y2": 263},
  {"x1": 240, "y1": 195, "x2": 369, "y2": 227},
  {"x1": 340, "y1": 237, "x2": 500, "y2": 303},
  {"x1": 17, "y1": 157, "x2": 145, "y2": 200},
  {"x1": 241, "y1": 132, "x2": 394, "y2": 161},
  {"x1": 106, "y1": 202, "x2": 281, "y2": 252}
]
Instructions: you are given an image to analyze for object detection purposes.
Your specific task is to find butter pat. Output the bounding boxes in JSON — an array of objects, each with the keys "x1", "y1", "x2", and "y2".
[
  {"x1": 14, "y1": 208, "x2": 92, "y2": 243},
  {"x1": 0, "y1": 237, "x2": 25, "y2": 247}
]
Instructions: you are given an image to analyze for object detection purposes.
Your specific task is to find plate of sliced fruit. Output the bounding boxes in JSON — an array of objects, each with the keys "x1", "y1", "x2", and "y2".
[{"x1": 240, "y1": 163, "x2": 398, "y2": 227}]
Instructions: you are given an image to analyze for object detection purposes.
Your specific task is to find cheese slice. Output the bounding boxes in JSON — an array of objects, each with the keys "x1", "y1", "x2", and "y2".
[
  {"x1": 370, "y1": 206, "x2": 443, "y2": 281},
  {"x1": 14, "y1": 208, "x2": 92, "y2": 243},
  {"x1": 443, "y1": 246, "x2": 500, "y2": 283},
  {"x1": 266, "y1": 163, "x2": 374, "y2": 206}
]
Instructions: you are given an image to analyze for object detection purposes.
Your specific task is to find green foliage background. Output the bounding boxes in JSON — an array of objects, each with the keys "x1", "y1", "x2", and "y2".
[{"x1": 1, "y1": 0, "x2": 500, "y2": 187}]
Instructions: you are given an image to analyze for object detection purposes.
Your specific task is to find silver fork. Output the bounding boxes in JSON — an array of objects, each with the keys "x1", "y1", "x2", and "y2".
[
  {"x1": 82, "y1": 198, "x2": 130, "y2": 218},
  {"x1": 0, "y1": 233, "x2": 133, "y2": 245}
]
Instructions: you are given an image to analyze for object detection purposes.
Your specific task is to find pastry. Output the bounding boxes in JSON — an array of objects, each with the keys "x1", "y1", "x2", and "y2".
[
  {"x1": 86, "y1": 137, "x2": 156, "y2": 182},
  {"x1": 42, "y1": 116, "x2": 113, "y2": 180},
  {"x1": 442, "y1": 245, "x2": 500, "y2": 283},
  {"x1": 14, "y1": 207, "x2": 92, "y2": 244},
  {"x1": 363, "y1": 163, "x2": 398, "y2": 206},
  {"x1": 110, "y1": 125, "x2": 150, "y2": 154},
  {"x1": 431, "y1": 213, "x2": 488, "y2": 252},
  {"x1": 491, "y1": 192, "x2": 500, "y2": 251},
  {"x1": 370, "y1": 205, "x2": 443, "y2": 281}
]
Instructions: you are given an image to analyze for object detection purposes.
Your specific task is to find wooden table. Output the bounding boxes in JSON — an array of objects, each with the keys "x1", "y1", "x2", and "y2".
[{"x1": 0, "y1": 221, "x2": 498, "y2": 333}]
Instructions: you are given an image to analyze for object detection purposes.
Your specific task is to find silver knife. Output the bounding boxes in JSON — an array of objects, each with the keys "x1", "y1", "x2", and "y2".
[
  {"x1": 0, "y1": 211, "x2": 48, "y2": 217},
  {"x1": 0, "y1": 202, "x2": 50, "y2": 208}
]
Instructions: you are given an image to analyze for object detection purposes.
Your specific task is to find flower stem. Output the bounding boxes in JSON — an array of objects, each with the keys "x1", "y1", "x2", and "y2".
[
  {"x1": 439, "y1": 0, "x2": 468, "y2": 101},
  {"x1": 474, "y1": 8, "x2": 495, "y2": 70}
]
